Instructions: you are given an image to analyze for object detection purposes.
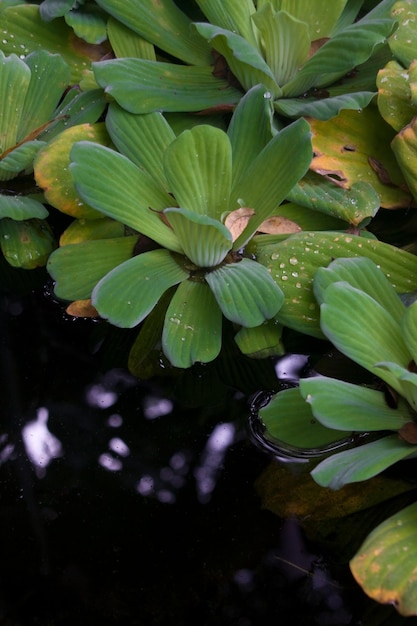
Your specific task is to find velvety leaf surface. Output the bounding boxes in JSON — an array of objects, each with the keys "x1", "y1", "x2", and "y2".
[
  {"x1": 389, "y1": 0, "x2": 417, "y2": 67},
  {"x1": 47, "y1": 236, "x2": 138, "y2": 300},
  {"x1": 64, "y1": 5, "x2": 108, "y2": 44},
  {"x1": 93, "y1": 59, "x2": 241, "y2": 114},
  {"x1": 194, "y1": 22, "x2": 279, "y2": 96},
  {"x1": 232, "y1": 118, "x2": 312, "y2": 249},
  {"x1": 234, "y1": 318, "x2": 284, "y2": 358},
  {"x1": 350, "y1": 501, "x2": 417, "y2": 617},
  {"x1": 0, "y1": 50, "x2": 30, "y2": 152},
  {"x1": 391, "y1": 118, "x2": 417, "y2": 203},
  {"x1": 275, "y1": 91, "x2": 376, "y2": 121},
  {"x1": 262, "y1": 0, "x2": 347, "y2": 39},
  {"x1": 92, "y1": 249, "x2": 189, "y2": 328},
  {"x1": 59, "y1": 218, "x2": 125, "y2": 246},
  {"x1": 311, "y1": 435, "x2": 416, "y2": 489},
  {"x1": 250, "y1": 231, "x2": 417, "y2": 337},
  {"x1": 95, "y1": 0, "x2": 212, "y2": 65},
  {"x1": 162, "y1": 279, "x2": 222, "y2": 368},
  {"x1": 164, "y1": 208, "x2": 232, "y2": 268},
  {"x1": 314, "y1": 257, "x2": 406, "y2": 324},
  {"x1": 0, "y1": 218, "x2": 55, "y2": 269},
  {"x1": 300, "y1": 377, "x2": 410, "y2": 431},
  {"x1": 259, "y1": 387, "x2": 350, "y2": 450},
  {"x1": 205, "y1": 258, "x2": 284, "y2": 327},
  {"x1": 195, "y1": 0, "x2": 257, "y2": 47},
  {"x1": 252, "y1": 7, "x2": 310, "y2": 87},
  {"x1": 163, "y1": 126, "x2": 232, "y2": 219},
  {"x1": 0, "y1": 141, "x2": 46, "y2": 181},
  {"x1": 107, "y1": 16, "x2": 156, "y2": 60},
  {"x1": 310, "y1": 107, "x2": 412, "y2": 208},
  {"x1": 106, "y1": 104, "x2": 175, "y2": 189},
  {"x1": 34, "y1": 124, "x2": 110, "y2": 219},
  {"x1": 0, "y1": 195, "x2": 48, "y2": 221},
  {"x1": 227, "y1": 85, "x2": 275, "y2": 190},
  {"x1": 69, "y1": 142, "x2": 181, "y2": 252},
  {"x1": 320, "y1": 283, "x2": 411, "y2": 390},
  {"x1": 377, "y1": 60, "x2": 417, "y2": 131},
  {"x1": 288, "y1": 174, "x2": 380, "y2": 226},
  {"x1": 0, "y1": 4, "x2": 106, "y2": 83}
]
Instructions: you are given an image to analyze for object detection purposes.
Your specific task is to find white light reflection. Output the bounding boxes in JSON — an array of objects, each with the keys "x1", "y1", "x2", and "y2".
[
  {"x1": 109, "y1": 437, "x2": 130, "y2": 457},
  {"x1": 0, "y1": 434, "x2": 14, "y2": 465},
  {"x1": 143, "y1": 396, "x2": 173, "y2": 420},
  {"x1": 98, "y1": 452, "x2": 122, "y2": 472},
  {"x1": 194, "y1": 422, "x2": 236, "y2": 503},
  {"x1": 274, "y1": 354, "x2": 309, "y2": 382},
  {"x1": 85, "y1": 384, "x2": 117, "y2": 408},
  {"x1": 22, "y1": 407, "x2": 63, "y2": 478}
]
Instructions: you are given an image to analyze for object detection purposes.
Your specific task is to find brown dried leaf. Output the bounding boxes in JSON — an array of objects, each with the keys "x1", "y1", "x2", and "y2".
[
  {"x1": 66, "y1": 299, "x2": 99, "y2": 318},
  {"x1": 225, "y1": 207, "x2": 255, "y2": 241},
  {"x1": 258, "y1": 216, "x2": 302, "y2": 235}
]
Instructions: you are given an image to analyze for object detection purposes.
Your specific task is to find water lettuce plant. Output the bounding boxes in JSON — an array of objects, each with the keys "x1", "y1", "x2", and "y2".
[
  {"x1": 259, "y1": 256, "x2": 417, "y2": 614},
  {"x1": 45, "y1": 87, "x2": 312, "y2": 368}
]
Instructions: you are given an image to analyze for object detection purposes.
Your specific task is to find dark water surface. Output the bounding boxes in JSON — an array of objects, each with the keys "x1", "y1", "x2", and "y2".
[{"x1": 0, "y1": 276, "x2": 410, "y2": 626}]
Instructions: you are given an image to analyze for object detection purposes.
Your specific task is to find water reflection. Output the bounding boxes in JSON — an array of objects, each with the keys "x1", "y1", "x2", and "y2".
[{"x1": 22, "y1": 406, "x2": 63, "y2": 478}]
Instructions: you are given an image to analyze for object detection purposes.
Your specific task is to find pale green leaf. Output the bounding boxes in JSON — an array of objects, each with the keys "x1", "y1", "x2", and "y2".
[
  {"x1": 377, "y1": 60, "x2": 417, "y2": 131},
  {"x1": 389, "y1": 1, "x2": 417, "y2": 67},
  {"x1": 93, "y1": 58, "x2": 241, "y2": 114},
  {"x1": 314, "y1": 257, "x2": 406, "y2": 324},
  {"x1": 205, "y1": 258, "x2": 284, "y2": 327},
  {"x1": 234, "y1": 318, "x2": 284, "y2": 358},
  {"x1": 227, "y1": 85, "x2": 275, "y2": 188},
  {"x1": 0, "y1": 195, "x2": 48, "y2": 221},
  {"x1": 275, "y1": 91, "x2": 376, "y2": 121},
  {"x1": 164, "y1": 208, "x2": 232, "y2": 268},
  {"x1": 0, "y1": 50, "x2": 31, "y2": 152},
  {"x1": 264, "y1": 0, "x2": 348, "y2": 39},
  {"x1": 107, "y1": 16, "x2": 156, "y2": 60},
  {"x1": 194, "y1": 22, "x2": 280, "y2": 96},
  {"x1": 69, "y1": 142, "x2": 182, "y2": 252},
  {"x1": 320, "y1": 282, "x2": 411, "y2": 391},
  {"x1": 92, "y1": 249, "x2": 188, "y2": 328},
  {"x1": 162, "y1": 279, "x2": 222, "y2": 368},
  {"x1": 351, "y1": 501, "x2": 417, "y2": 617},
  {"x1": 311, "y1": 434, "x2": 416, "y2": 489},
  {"x1": 195, "y1": 0, "x2": 258, "y2": 47},
  {"x1": 232, "y1": 118, "x2": 312, "y2": 249},
  {"x1": 163, "y1": 125, "x2": 232, "y2": 219},
  {"x1": 106, "y1": 103, "x2": 175, "y2": 189},
  {"x1": 392, "y1": 118, "x2": 417, "y2": 203},
  {"x1": 252, "y1": 7, "x2": 310, "y2": 86},
  {"x1": 300, "y1": 376, "x2": 411, "y2": 431},
  {"x1": 259, "y1": 387, "x2": 350, "y2": 452},
  {"x1": 0, "y1": 141, "x2": 46, "y2": 181},
  {"x1": 47, "y1": 236, "x2": 138, "y2": 300},
  {"x1": 95, "y1": 0, "x2": 212, "y2": 65},
  {"x1": 402, "y1": 301, "x2": 417, "y2": 365}
]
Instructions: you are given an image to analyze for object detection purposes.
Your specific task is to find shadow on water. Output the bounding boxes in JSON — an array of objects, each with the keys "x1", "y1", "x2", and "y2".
[{"x1": 0, "y1": 271, "x2": 412, "y2": 625}]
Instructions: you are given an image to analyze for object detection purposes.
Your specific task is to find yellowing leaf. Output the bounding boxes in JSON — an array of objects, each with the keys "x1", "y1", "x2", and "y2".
[{"x1": 66, "y1": 299, "x2": 99, "y2": 318}]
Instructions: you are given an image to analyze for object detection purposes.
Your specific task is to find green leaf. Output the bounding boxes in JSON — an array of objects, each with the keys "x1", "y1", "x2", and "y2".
[
  {"x1": 259, "y1": 387, "x2": 350, "y2": 451},
  {"x1": 275, "y1": 91, "x2": 376, "y2": 121},
  {"x1": 107, "y1": 15, "x2": 156, "y2": 60},
  {"x1": 19, "y1": 50, "x2": 70, "y2": 141},
  {"x1": 162, "y1": 279, "x2": 222, "y2": 368},
  {"x1": 0, "y1": 195, "x2": 48, "y2": 221},
  {"x1": 95, "y1": 0, "x2": 212, "y2": 66},
  {"x1": 320, "y1": 282, "x2": 411, "y2": 391},
  {"x1": 252, "y1": 7, "x2": 310, "y2": 87},
  {"x1": 93, "y1": 58, "x2": 241, "y2": 114},
  {"x1": 392, "y1": 118, "x2": 417, "y2": 203},
  {"x1": 227, "y1": 85, "x2": 275, "y2": 189},
  {"x1": 283, "y1": 18, "x2": 396, "y2": 97},
  {"x1": 0, "y1": 50, "x2": 31, "y2": 152},
  {"x1": 164, "y1": 208, "x2": 232, "y2": 268},
  {"x1": 250, "y1": 231, "x2": 417, "y2": 337},
  {"x1": 377, "y1": 60, "x2": 417, "y2": 131},
  {"x1": 39, "y1": 0, "x2": 74, "y2": 21},
  {"x1": 0, "y1": 218, "x2": 55, "y2": 269},
  {"x1": 163, "y1": 125, "x2": 232, "y2": 220},
  {"x1": 300, "y1": 377, "x2": 411, "y2": 431},
  {"x1": 311, "y1": 434, "x2": 416, "y2": 489},
  {"x1": 288, "y1": 174, "x2": 380, "y2": 226},
  {"x1": 234, "y1": 318, "x2": 284, "y2": 358},
  {"x1": 64, "y1": 5, "x2": 108, "y2": 44},
  {"x1": 0, "y1": 141, "x2": 46, "y2": 181},
  {"x1": 60, "y1": 217, "x2": 125, "y2": 245},
  {"x1": 389, "y1": 1, "x2": 417, "y2": 67},
  {"x1": 41, "y1": 88, "x2": 107, "y2": 142},
  {"x1": 69, "y1": 142, "x2": 182, "y2": 252},
  {"x1": 195, "y1": 0, "x2": 258, "y2": 47},
  {"x1": 34, "y1": 124, "x2": 110, "y2": 218},
  {"x1": 47, "y1": 236, "x2": 138, "y2": 300},
  {"x1": 264, "y1": 0, "x2": 348, "y2": 39},
  {"x1": 194, "y1": 22, "x2": 280, "y2": 96},
  {"x1": 350, "y1": 501, "x2": 417, "y2": 617},
  {"x1": 92, "y1": 249, "x2": 189, "y2": 328},
  {"x1": 314, "y1": 256, "x2": 406, "y2": 325},
  {"x1": 205, "y1": 258, "x2": 284, "y2": 327},
  {"x1": 402, "y1": 301, "x2": 417, "y2": 365},
  {"x1": 106, "y1": 103, "x2": 175, "y2": 189},
  {"x1": 0, "y1": 4, "x2": 105, "y2": 83},
  {"x1": 374, "y1": 361, "x2": 417, "y2": 412},
  {"x1": 232, "y1": 117, "x2": 312, "y2": 249}
]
